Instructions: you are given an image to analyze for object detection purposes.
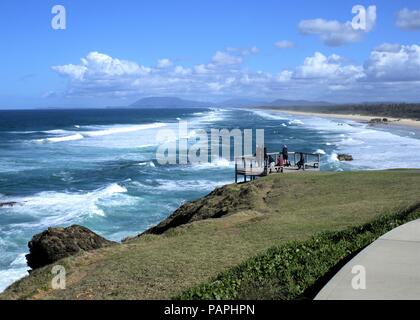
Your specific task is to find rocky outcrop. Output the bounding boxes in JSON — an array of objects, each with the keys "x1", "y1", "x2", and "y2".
[
  {"x1": 124, "y1": 183, "x2": 268, "y2": 241},
  {"x1": 26, "y1": 225, "x2": 115, "y2": 269},
  {"x1": 369, "y1": 118, "x2": 388, "y2": 124},
  {"x1": 0, "y1": 201, "x2": 18, "y2": 208},
  {"x1": 138, "y1": 186, "x2": 240, "y2": 236},
  {"x1": 337, "y1": 154, "x2": 353, "y2": 161}
]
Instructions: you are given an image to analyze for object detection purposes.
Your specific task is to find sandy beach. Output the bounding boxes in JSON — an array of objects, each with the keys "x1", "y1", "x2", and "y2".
[{"x1": 266, "y1": 109, "x2": 420, "y2": 129}]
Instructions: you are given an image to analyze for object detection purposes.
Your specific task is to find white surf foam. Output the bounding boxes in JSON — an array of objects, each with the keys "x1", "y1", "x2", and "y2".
[
  {"x1": 282, "y1": 113, "x2": 420, "y2": 170},
  {"x1": 252, "y1": 110, "x2": 289, "y2": 121},
  {"x1": 0, "y1": 267, "x2": 28, "y2": 293},
  {"x1": 315, "y1": 149, "x2": 326, "y2": 155},
  {"x1": 10, "y1": 253, "x2": 27, "y2": 266},
  {"x1": 329, "y1": 152, "x2": 339, "y2": 162},
  {"x1": 288, "y1": 119, "x2": 304, "y2": 125},
  {"x1": 32, "y1": 123, "x2": 167, "y2": 144},
  {"x1": 253, "y1": 109, "x2": 420, "y2": 170},
  {"x1": 195, "y1": 108, "x2": 227, "y2": 124},
  {"x1": 134, "y1": 179, "x2": 232, "y2": 192},
  {"x1": 136, "y1": 144, "x2": 155, "y2": 149},
  {"x1": 3, "y1": 183, "x2": 130, "y2": 230},
  {"x1": 82, "y1": 123, "x2": 166, "y2": 137},
  {"x1": 42, "y1": 129, "x2": 71, "y2": 135},
  {"x1": 190, "y1": 158, "x2": 233, "y2": 170},
  {"x1": 35, "y1": 133, "x2": 84, "y2": 143}
]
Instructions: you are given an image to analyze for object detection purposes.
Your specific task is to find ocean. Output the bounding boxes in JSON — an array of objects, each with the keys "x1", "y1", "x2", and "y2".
[{"x1": 1, "y1": 107, "x2": 420, "y2": 291}]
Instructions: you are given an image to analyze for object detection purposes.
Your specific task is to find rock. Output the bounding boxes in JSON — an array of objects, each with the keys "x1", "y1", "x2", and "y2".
[
  {"x1": 0, "y1": 201, "x2": 18, "y2": 208},
  {"x1": 368, "y1": 118, "x2": 382, "y2": 124},
  {"x1": 134, "y1": 186, "x2": 237, "y2": 237},
  {"x1": 123, "y1": 183, "x2": 267, "y2": 241},
  {"x1": 337, "y1": 154, "x2": 353, "y2": 161},
  {"x1": 368, "y1": 118, "x2": 388, "y2": 125},
  {"x1": 26, "y1": 225, "x2": 115, "y2": 269}
]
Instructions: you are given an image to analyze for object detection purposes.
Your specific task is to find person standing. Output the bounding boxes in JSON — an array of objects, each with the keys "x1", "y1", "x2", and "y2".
[
  {"x1": 297, "y1": 152, "x2": 305, "y2": 170},
  {"x1": 282, "y1": 145, "x2": 289, "y2": 166}
]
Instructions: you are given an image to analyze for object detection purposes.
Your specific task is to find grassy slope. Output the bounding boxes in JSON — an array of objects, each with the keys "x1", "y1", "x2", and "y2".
[
  {"x1": 178, "y1": 203, "x2": 420, "y2": 299},
  {"x1": 2, "y1": 171, "x2": 420, "y2": 300}
]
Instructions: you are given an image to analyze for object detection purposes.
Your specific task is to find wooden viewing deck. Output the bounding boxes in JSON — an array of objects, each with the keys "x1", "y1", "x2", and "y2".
[{"x1": 235, "y1": 151, "x2": 321, "y2": 183}]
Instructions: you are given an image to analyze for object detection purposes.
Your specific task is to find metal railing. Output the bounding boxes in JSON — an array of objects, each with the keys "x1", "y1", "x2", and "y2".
[
  {"x1": 267, "y1": 152, "x2": 321, "y2": 169},
  {"x1": 235, "y1": 151, "x2": 321, "y2": 183}
]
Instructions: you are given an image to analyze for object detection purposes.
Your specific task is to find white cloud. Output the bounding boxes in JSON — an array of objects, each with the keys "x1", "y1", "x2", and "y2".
[
  {"x1": 51, "y1": 44, "x2": 420, "y2": 102},
  {"x1": 226, "y1": 46, "x2": 260, "y2": 55},
  {"x1": 52, "y1": 50, "x2": 257, "y2": 98},
  {"x1": 53, "y1": 51, "x2": 150, "y2": 81},
  {"x1": 294, "y1": 52, "x2": 363, "y2": 81},
  {"x1": 396, "y1": 8, "x2": 420, "y2": 30},
  {"x1": 82, "y1": 51, "x2": 149, "y2": 76},
  {"x1": 157, "y1": 58, "x2": 173, "y2": 68},
  {"x1": 249, "y1": 46, "x2": 260, "y2": 54},
  {"x1": 364, "y1": 44, "x2": 420, "y2": 81},
  {"x1": 211, "y1": 51, "x2": 243, "y2": 65},
  {"x1": 374, "y1": 43, "x2": 403, "y2": 52},
  {"x1": 299, "y1": 19, "x2": 361, "y2": 46},
  {"x1": 173, "y1": 66, "x2": 192, "y2": 75},
  {"x1": 275, "y1": 40, "x2": 295, "y2": 49},
  {"x1": 277, "y1": 70, "x2": 293, "y2": 82},
  {"x1": 194, "y1": 64, "x2": 210, "y2": 74},
  {"x1": 299, "y1": 7, "x2": 376, "y2": 46},
  {"x1": 52, "y1": 64, "x2": 87, "y2": 80},
  {"x1": 208, "y1": 82, "x2": 224, "y2": 92}
]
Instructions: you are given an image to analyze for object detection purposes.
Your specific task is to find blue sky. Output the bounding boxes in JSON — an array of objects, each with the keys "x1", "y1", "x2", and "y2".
[{"x1": 0, "y1": 0, "x2": 419, "y2": 108}]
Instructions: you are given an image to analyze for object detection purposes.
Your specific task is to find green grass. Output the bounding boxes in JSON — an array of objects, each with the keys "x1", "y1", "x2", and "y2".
[
  {"x1": 2, "y1": 170, "x2": 420, "y2": 300},
  {"x1": 176, "y1": 203, "x2": 420, "y2": 300}
]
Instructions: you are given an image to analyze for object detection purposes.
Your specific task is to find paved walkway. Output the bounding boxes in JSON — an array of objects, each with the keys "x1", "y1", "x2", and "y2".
[{"x1": 315, "y1": 219, "x2": 420, "y2": 300}]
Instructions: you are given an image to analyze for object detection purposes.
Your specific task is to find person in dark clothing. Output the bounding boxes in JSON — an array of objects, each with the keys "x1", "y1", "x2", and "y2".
[
  {"x1": 263, "y1": 147, "x2": 269, "y2": 174},
  {"x1": 282, "y1": 145, "x2": 289, "y2": 166},
  {"x1": 297, "y1": 152, "x2": 305, "y2": 170}
]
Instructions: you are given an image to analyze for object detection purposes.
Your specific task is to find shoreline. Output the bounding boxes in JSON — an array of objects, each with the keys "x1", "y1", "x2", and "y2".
[{"x1": 265, "y1": 108, "x2": 420, "y2": 129}]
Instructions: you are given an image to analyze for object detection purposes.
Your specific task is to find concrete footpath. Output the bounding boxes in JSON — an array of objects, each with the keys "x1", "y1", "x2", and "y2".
[{"x1": 315, "y1": 219, "x2": 420, "y2": 300}]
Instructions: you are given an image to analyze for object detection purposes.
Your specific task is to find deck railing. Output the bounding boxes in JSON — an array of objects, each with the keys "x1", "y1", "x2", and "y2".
[
  {"x1": 266, "y1": 152, "x2": 321, "y2": 169},
  {"x1": 235, "y1": 151, "x2": 321, "y2": 183}
]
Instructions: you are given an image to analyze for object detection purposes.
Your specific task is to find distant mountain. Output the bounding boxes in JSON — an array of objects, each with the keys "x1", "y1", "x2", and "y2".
[
  {"x1": 130, "y1": 97, "x2": 211, "y2": 108},
  {"x1": 218, "y1": 98, "x2": 333, "y2": 108},
  {"x1": 218, "y1": 98, "x2": 269, "y2": 108},
  {"x1": 129, "y1": 96, "x2": 333, "y2": 109}
]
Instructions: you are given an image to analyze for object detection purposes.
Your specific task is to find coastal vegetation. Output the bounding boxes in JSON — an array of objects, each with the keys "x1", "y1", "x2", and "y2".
[
  {"x1": 178, "y1": 202, "x2": 420, "y2": 299},
  {"x1": 265, "y1": 103, "x2": 420, "y2": 120},
  {"x1": 2, "y1": 170, "x2": 420, "y2": 300}
]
